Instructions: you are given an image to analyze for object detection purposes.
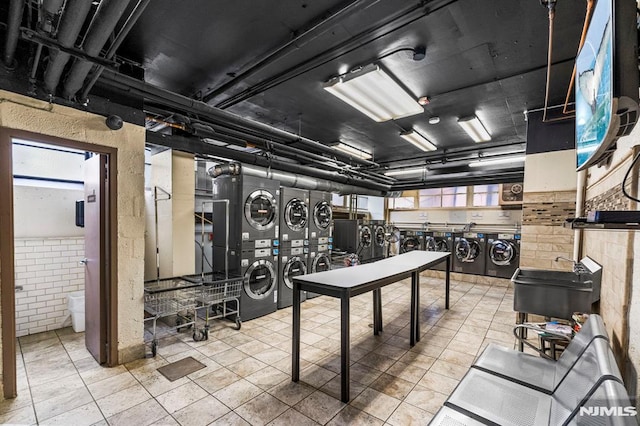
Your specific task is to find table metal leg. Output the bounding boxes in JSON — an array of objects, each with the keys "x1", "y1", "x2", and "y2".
[
  {"x1": 410, "y1": 271, "x2": 417, "y2": 347},
  {"x1": 372, "y1": 289, "x2": 382, "y2": 335},
  {"x1": 340, "y1": 294, "x2": 350, "y2": 403},
  {"x1": 517, "y1": 312, "x2": 527, "y2": 352},
  {"x1": 445, "y1": 256, "x2": 451, "y2": 309},
  {"x1": 292, "y1": 282, "x2": 301, "y2": 382},
  {"x1": 415, "y1": 271, "x2": 420, "y2": 342},
  {"x1": 377, "y1": 289, "x2": 383, "y2": 332}
]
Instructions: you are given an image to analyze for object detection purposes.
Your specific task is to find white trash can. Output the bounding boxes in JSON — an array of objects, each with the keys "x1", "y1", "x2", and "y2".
[{"x1": 67, "y1": 291, "x2": 85, "y2": 332}]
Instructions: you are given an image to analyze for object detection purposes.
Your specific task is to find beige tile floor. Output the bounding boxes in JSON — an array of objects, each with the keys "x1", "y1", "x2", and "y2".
[{"x1": 1, "y1": 275, "x2": 523, "y2": 425}]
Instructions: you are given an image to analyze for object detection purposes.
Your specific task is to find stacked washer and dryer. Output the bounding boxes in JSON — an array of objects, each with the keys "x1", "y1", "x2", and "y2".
[
  {"x1": 307, "y1": 191, "x2": 333, "y2": 298},
  {"x1": 278, "y1": 187, "x2": 309, "y2": 308},
  {"x1": 212, "y1": 174, "x2": 280, "y2": 321}
]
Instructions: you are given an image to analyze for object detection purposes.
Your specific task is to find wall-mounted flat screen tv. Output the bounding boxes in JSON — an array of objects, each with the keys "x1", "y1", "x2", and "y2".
[{"x1": 575, "y1": 0, "x2": 638, "y2": 171}]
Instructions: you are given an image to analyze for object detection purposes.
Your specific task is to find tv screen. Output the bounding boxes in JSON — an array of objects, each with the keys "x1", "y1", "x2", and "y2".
[
  {"x1": 575, "y1": 0, "x2": 613, "y2": 170},
  {"x1": 575, "y1": 0, "x2": 639, "y2": 171}
]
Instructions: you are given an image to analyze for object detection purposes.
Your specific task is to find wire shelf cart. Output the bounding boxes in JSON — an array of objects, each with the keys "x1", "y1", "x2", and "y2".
[
  {"x1": 144, "y1": 277, "x2": 200, "y2": 356},
  {"x1": 183, "y1": 272, "x2": 243, "y2": 341}
]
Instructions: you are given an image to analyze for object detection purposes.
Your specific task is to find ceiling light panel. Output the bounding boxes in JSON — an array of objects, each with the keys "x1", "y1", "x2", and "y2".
[
  {"x1": 468, "y1": 155, "x2": 525, "y2": 167},
  {"x1": 457, "y1": 115, "x2": 491, "y2": 142},
  {"x1": 331, "y1": 142, "x2": 372, "y2": 160},
  {"x1": 324, "y1": 64, "x2": 423, "y2": 122},
  {"x1": 384, "y1": 167, "x2": 427, "y2": 177},
  {"x1": 400, "y1": 130, "x2": 437, "y2": 152}
]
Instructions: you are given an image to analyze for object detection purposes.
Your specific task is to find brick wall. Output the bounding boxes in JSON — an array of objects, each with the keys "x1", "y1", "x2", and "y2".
[
  {"x1": 520, "y1": 191, "x2": 576, "y2": 270},
  {"x1": 14, "y1": 237, "x2": 84, "y2": 337}
]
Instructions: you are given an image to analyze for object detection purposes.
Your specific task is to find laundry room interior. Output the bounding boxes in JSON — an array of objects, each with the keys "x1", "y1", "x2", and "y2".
[{"x1": 0, "y1": 0, "x2": 640, "y2": 425}]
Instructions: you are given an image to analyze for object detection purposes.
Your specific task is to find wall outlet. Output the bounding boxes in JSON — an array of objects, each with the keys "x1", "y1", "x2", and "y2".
[
  {"x1": 471, "y1": 212, "x2": 483, "y2": 219},
  {"x1": 498, "y1": 211, "x2": 511, "y2": 218}
]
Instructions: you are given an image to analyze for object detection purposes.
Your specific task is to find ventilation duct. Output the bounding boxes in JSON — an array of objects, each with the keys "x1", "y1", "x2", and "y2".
[{"x1": 3, "y1": 0, "x2": 25, "y2": 69}]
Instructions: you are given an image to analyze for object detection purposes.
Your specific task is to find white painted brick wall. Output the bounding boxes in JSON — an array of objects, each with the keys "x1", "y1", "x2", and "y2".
[{"x1": 15, "y1": 237, "x2": 85, "y2": 337}]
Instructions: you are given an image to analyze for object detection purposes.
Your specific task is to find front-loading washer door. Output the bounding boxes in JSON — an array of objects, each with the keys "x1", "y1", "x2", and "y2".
[
  {"x1": 360, "y1": 226, "x2": 372, "y2": 247},
  {"x1": 285, "y1": 198, "x2": 308, "y2": 232},
  {"x1": 244, "y1": 259, "x2": 276, "y2": 299},
  {"x1": 284, "y1": 256, "x2": 307, "y2": 289},
  {"x1": 312, "y1": 253, "x2": 331, "y2": 273},
  {"x1": 402, "y1": 237, "x2": 420, "y2": 252},
  {"x1": 313, "y1": 201, "x2": 332, "y2": 229},
  {"x1": 456, "y1": 239, "x2": 480, "y2": 262},
  {"x1": 435, "y1": 239, "x2": 449, "y2": 252},
  {"x1": 490, "y1": 240, "x2": 516, "y2": 266},
  {"x1": 374, "y1": 226, "x2": 385, "y2": 247},
  {"x1": 245, "y1": 190, "x2": 278, "y2": 231}
]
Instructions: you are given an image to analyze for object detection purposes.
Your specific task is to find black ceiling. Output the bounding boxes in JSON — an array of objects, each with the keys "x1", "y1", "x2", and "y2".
[{"x1": 1, "y1": 0, "x2": 588, "y2": 192}]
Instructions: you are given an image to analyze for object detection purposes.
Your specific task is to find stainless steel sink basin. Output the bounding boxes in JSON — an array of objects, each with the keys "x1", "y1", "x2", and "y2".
[{"x1": 511, "y1": 256, "x2": 602, "y2": 320}]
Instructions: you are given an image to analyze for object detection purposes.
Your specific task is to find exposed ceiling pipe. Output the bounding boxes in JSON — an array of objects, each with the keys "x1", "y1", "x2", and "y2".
[
  {"x1": 201, "y1": 0, "x2": 379, "y2": 103},
  {"x1": 3, "y1": 0, "x2": 25, "y2": 69},
  {"x1": 392, "y1": 170, "x2": 524, "y2": 190},
  {"x1": 79, "y1": 0, "x2": 151, "y2": 101},
  {"x1": 62, "y1": 0, "x2": 131, "y2": 100},
  {"x1": 234, "y1": 164, "x2": 389, "y2": 196},
  {"x1": 99, "y1": 67, "x2": 379, "y2": 167},
  {"x1": 43, "y1": 0, "x2": 93, "y2": 95},
  {"x1": 146, "y1": 131, "x2": 391, "y2": 194},
  {"x1": 41, "y1": 0, "x2": 66, "y2": 34}
]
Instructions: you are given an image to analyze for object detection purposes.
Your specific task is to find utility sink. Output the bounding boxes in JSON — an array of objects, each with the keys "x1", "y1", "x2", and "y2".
[{"x1": 511, "y1": 256, "x2": 602, "y2": 320}]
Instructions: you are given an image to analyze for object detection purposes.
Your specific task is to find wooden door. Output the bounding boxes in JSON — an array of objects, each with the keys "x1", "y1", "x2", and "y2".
[{"x1": 84, "y1": 154, "x2": 108, "y2": 364}]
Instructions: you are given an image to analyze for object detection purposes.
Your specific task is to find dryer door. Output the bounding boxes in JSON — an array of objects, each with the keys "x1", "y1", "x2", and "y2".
[
  {"x1": 284, "y1": 198, "x2": 308, "y2": 232},
  {"x1": 360, "y1": 225, "x2": 372, "y2": 248},
  {"x1": 455, "y1": 238, "x2": 480, "y2": 262},
  {"x1": 435, "y1": 239, "x2": 449, "y2": 252},
  {"x1": 374, "y1": 225, "x2": 386, "y2": 247},
  {"x1": 490, "y1": 240, "x2": 516, "y2": 266},
  {"x1": 312, "y1": 253, "x2": 331, "y2": 273},
  {"x1": 244, "y1": 259, "x2": 276, "y2": 299},
  {"x1": 245, "y1": 190, "x2": 278, "y2": 230},
  {"x1": 283, "y1": 256, "x2": 307, "y2": 289},
  {"x1": 402, "y1": 236, "x2": 420, "y2": 252},
  {"x1": 313, "y1": 201, "x2": 332, "y2": 229},
  {"x1": 425, "y1": 237, "x2": 436, "y2": 251}
]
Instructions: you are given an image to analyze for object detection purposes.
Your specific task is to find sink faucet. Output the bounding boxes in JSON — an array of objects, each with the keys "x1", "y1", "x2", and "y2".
[{"x1": 555, "y1": 256, "x2": 587, "y2": 273}]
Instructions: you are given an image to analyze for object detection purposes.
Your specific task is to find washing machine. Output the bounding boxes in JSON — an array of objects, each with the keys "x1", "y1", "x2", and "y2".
[
  {"x1": 485, "y1": 233, "x2": 521, "y2": 278},
  {"x1": 452, "y1": 232, "x2": 486, "y2": 275},
  {"x1": 212, "y1": 174, "x2": 280, "y2": 251},
  {"x1": 427, "y1": 231, "x2": 452, "y2": 271},
  {"x1": 333, "y1": 219, "x2": 373, "y2": 263},
  {"x1": 279, "y1": 187, "x2": 309, "y2": 249},
  {"x1": 308, "y1": 191, "x2": 332, "y2": 245},
  {"x1": 277, "y1": 246, "x2": 307, "y2": 308},
  {"x1": 306, "y1": 245, "x2": 332, "y2": 299},
  {"x1": 240, "y1": 247, "x2": 279, "y2": 320},
  {"x1": 399, "y1": 229, "x2": 424, "y2": 253},
  {"x1": 371, "y1": 220, "x2": 386, "y2": 260}
]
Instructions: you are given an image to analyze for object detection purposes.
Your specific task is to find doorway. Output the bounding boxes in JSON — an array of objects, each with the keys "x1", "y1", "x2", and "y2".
[{"x1": 0, "y1": 128, "x2": 118, "y2": 399}]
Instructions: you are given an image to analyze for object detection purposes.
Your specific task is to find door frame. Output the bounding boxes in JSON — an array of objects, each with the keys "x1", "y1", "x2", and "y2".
[{"x1": 0, "y1": 127, "x2": 119, "y2": 399}]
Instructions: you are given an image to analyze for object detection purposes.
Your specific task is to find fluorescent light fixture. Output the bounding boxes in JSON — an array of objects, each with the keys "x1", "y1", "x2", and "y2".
[
  {"x1": 400, "y1": 130, "x2": 437, "y2": 152},
  {"x1": 468, "y1": 155, "x2": 525, "y2": 167},
  {"x1": 323, "y1": 64, "x2": 423, "y2": 122},
  {"x1": 384, "y1": 167, "x2": 427, "y2": 176},
  {"x1": 331, "y1": 142, "x2": 372, "y2": 160},
  {"x1": 457, "y1": 115, "x2": 491, "y2": 142}
]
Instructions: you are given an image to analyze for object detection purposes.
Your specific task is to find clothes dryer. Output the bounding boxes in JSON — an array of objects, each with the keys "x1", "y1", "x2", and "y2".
[
  {"x1": 428, "y1": 231, "x2": 453, "y2": 271},
  {"x1": 277, "y1": 246, "x2": 307, "y2": 308},
  {"x1": 485, "y1": 233, "x2": 521, "y2": 278},
  {"x1": 399, "y1": 229, "x2": 424, "y2": 253},
  {"x1": 333, "y1": 219, "x2": 372, "y2": 262},
  {"x1": 279, "y1": 187, "x2": 308, "y2": 250},
  {"x1": 371, "y1": 221, "x2": 386, "y2": 260},
  {"x1": 240, "y1": 247, "x2": 279, "y2": 320},
  {"x1": 308, "y1": 191, "x2": 332, "y2": 245},
  {"x1": 306, "y1": 245, "x2": 331, "y2": 299},
  {"x1": 452, "y1": 232, "x2": 486, "y2": 275}
]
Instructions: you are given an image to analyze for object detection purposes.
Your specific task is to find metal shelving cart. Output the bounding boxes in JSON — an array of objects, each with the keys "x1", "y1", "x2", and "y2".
[
  {"x1": 143, "y1": 277, "x2": 200, "y2": 356},
  {"x1": 183, "y1": 272, "x2": 243, "y2": 340}
]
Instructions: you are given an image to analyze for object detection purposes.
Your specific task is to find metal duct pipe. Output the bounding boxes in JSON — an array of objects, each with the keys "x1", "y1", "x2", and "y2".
[
  {"x1": 146, "y1": 131, "x2": 390, "y2": 194},
  {"x1": 209, "y1": 163, "x2": 241, "y2": 178},
  {"x1": 79, "y1": 0, "x2": 151, "y2": 100},
  {"x1": 100, "y1": 68, "x2": 378, "y2": 168},
  {"x1": 62, "y1": 0, "x2": 131, "y2": 100},
  {"x1": 44, "y1": 0, "x2": 93, "y2": 94},
  {"x1": 214, "y1": 163, "x2": 389, "y2": 196},
  {"x1": 3, "y1": 0, "x2": 25, "y2": 69},
  {"x1": 41, "y1": 0, "x2": 66, "y2": 34}
]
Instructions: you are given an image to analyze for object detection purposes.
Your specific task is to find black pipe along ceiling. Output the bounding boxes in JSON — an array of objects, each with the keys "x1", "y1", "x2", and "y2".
[{"x1": 0, "y1": 0, "x2": 589, "y2": 191}]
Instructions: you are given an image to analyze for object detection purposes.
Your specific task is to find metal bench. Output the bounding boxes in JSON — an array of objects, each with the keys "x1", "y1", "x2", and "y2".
[
  {"x1": 472, "y1": 314, "x2": 608, "y2": 393},
  {"x1": 429, "y1": 337, "x2": 635, "y2": 425}
]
